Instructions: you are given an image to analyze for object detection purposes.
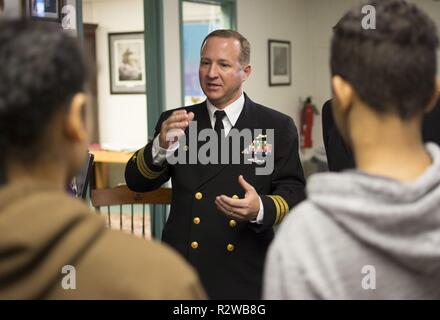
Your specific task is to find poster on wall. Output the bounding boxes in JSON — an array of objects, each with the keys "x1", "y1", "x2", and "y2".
[
  {"x1": 28, "y1": 0, "x2": 64, "y2": 21},
  {"x1": 108, "y1": 32, "x2": 146, "y2": 94},
  {"x1": 268, "y1": 40, "x2": 291, "y2": 86}
]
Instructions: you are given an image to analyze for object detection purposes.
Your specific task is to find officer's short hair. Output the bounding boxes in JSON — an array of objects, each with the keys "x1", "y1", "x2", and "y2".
[{"x1": 201, "y1": 29, "x2": 251, "y2": 65}]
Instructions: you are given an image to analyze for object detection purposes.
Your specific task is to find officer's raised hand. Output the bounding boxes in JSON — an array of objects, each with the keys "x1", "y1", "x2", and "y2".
[
  {"x1": 215, "y1": 175, "x2": 260, "y2": 221},
  {"x1": 159, "y1": 110, "x2": 195, "y2": 149}
]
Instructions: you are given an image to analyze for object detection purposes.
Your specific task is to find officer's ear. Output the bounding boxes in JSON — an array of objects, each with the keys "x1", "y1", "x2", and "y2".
[
  {"x1": 241, "y1": 64, "x2": 252, "y2": 82},
  {"x1": 331, "y1": 75, "x2": 354, "y2": 117},
  {"x1": 425, "y1": 79, "x2": 440, "y2": 113}
]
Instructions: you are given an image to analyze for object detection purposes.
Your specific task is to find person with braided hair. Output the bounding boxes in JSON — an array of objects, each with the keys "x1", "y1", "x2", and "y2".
[{"x1": 0, "y1": 19, "x2": 205, "y2": 299}]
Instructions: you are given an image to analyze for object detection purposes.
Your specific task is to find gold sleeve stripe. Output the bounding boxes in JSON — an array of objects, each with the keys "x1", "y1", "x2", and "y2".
[
  {"x1": 268, "y1": 195, "x2": 282, "y2": 225},
  {"x1": 137, "y1": 148, "x2": 164, "y2": 179},
  {"x1": 273, "y1": 196, "x2": 286, "y2": 223},
  {"x1": 274, "y1": 195, "x2": 289, "y2": 222},
  {"x1": 136, "y1": 147, "x2": 165, "y2": 180}
]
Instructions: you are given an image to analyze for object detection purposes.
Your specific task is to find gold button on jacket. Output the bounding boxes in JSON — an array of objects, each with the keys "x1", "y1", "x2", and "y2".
[
  {"x1": 229, "y1": 220, "x2": 237, "y2": 228},
  {"x1": 123, "y1": 96, "x2": 307, "y2": 299},
  {"x1": 193, "y1": 217, "x2": 201, "y2": 225},
  {"x1": 195, "y1": 192, "x2": 203, "y2": 200}
]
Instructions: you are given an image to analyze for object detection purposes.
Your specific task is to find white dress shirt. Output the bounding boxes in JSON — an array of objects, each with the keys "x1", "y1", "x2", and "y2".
[{"x1": 206, "y1": 93, "x2": 244, "y2": 137}]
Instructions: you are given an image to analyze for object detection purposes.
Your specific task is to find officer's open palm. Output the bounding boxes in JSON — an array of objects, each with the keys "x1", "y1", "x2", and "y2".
[{"x1": 215, "y1": 175, "x2": 260, "y2": 221}]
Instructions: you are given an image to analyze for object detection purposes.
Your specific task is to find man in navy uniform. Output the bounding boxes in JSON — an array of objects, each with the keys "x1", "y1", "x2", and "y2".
[{"x1": 125, "y1": 30, "x2": 305, "y2": 299}]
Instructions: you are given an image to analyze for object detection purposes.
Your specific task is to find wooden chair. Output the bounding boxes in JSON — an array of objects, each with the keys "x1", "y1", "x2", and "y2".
[{"x1": 91, "y1": 184, "x2": 171, "y2": 239}]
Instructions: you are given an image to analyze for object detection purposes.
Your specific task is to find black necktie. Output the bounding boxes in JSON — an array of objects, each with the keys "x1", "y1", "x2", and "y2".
[{"x1": 214, "y1": 110, "x2": 226, "y2": 138}]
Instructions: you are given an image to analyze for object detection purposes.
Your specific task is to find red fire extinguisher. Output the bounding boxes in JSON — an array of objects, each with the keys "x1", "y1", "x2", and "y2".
[{"x1": 300, "y1": 97, "x2": 319, "y2": 149}]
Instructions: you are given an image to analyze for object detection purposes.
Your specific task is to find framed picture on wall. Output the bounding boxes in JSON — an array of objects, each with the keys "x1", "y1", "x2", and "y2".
[
  {"x1": 108, "y1": 32, "x2": 146, "y2": 94},
  {"x1": 26, "y1": 0, "x2": 64, "y2": 21},
  {"x1": 268, "y1": 40, "x2": 291, "y2": 86}
]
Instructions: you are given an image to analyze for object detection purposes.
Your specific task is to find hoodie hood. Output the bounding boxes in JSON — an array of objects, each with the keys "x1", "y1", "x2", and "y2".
[
  {"x1": 307, "y1": 143, "x2": 440, "y2": 275},
  {"x1": 0, "y1": 180, "x2": 105, "y2": 299}
]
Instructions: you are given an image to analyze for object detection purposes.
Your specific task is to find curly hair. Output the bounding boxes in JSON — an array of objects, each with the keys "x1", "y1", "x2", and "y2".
[
  {"x1": 0, "y1": 19, "x2": 88, "y2": 184},
  {"x1": 331, "y1": 0, "x2": 439, "y2": 119}
]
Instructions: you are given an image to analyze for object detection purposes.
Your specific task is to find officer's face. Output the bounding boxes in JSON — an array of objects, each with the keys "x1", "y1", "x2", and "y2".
[{"x1": 199, "y1": 37, "x2": 251, "y2": 109}]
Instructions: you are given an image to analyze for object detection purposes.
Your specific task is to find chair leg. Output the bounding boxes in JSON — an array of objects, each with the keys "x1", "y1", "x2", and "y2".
[
  {"x1": 131, "y1": 204, "x2": 134, "y2": 234},
  {"x1": 119, "y1": 204, "x2": 122, "y2": 230},
  {"x1": 142, "y1": 204, "x2": 146, "y2": 238},
  {"x1": 107, "y1": 206, "x2": 111, "y2": 228},
  {"x1": 151, "y1": 205, "x2": 167, "y2": 240}
]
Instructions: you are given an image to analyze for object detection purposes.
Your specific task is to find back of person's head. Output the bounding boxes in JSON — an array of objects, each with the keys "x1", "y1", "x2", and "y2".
[
  {"x1": 331, "y1": 0, "x2": 439, "y2": 120},
  {"x1": 0, "y1": 19, "x2": 89, "y2": 185},
  {"x1": 201, "y1": 29, "x2": 251, "y2": 65}
]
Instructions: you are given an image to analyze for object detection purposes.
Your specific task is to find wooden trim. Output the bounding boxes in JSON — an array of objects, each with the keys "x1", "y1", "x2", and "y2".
[
  {"x1": 89, "y1": 150, "x2": 134, "y2": 164},
  {"x1": 91, "y1": 185, "x2": 172, "y2": 207}
]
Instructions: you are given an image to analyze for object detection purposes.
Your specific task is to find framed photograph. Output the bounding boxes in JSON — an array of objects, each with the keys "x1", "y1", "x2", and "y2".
[
  {"x1": 268, "y1": 40, "x2": 291, "y2": 86},
  {"x1": 108, "y1": 32, "x2": 146, "y2": 94},
  {"x1": 28, "y1": 0, "x2": 63, "y2": 21}
]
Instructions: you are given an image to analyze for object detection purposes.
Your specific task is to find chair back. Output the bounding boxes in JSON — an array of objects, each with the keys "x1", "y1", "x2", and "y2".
[{"x1": 91, "y1": 184, "x2": 171, "y2": 239}]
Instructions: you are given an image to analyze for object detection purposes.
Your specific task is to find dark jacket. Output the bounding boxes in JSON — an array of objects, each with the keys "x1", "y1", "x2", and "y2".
[
  {"x1": 322, "y1": 98, "x2": 440, "y2": 172},
  {"x1": 125, "y1": 94, "x2": 306, "y2": 299},
  {"x1": 322, "y1": 99, "x2": 355, "y2": 172}
]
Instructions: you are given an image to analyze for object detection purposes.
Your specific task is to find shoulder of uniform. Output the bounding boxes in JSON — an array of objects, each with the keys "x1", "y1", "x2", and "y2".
[{"x1": 252, "y1": 102, "x2": 293, "y2": 125}]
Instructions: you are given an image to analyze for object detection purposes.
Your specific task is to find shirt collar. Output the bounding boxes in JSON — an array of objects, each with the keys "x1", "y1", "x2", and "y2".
[{"x1": 206, "y1": 93, "x2": 245, "y2": 126}]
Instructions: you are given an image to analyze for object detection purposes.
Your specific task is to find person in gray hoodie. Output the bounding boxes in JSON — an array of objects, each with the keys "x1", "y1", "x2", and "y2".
[{"x1": 264, "y1": 0, "x2": 440, "y2": 299}]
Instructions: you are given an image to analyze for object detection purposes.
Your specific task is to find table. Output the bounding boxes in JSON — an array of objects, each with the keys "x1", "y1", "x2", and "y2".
[{"x1": 89, "y1": 149, "x2": 134, "y2": 188}]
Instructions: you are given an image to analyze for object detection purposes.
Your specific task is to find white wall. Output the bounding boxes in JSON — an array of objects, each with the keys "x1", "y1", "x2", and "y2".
[
  {"x1": 303, "y1": 0, "x2": 440, "y2": 154},
  {"x1": 237, "y1": 0, "x2": 307, "y2": 132},
  {"x1": 303, "y1": 0, "x2": 362, "y2": 153},
  {"x1": 84, "y1": 0, "x2": 440, "y2": 156},
  {"x1": 162, "y1": 0, "x2": 351, "y2": 159},
  {"x1": 83, "y1": 0, "x2": 148, "y2": 151},
  {"x1": 163, "y1": 0, "x2": 309, "y2": 146}
]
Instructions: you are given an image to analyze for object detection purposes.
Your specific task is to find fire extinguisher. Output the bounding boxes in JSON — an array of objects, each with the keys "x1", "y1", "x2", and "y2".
[{"x1": 300, "y1": 97, "x2": 319, "y2": 149}]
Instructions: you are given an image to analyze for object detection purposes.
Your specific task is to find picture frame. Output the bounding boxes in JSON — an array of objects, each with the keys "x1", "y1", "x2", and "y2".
[
  {"x1": 108, "y1": 32, "x2": 146, "y2": 94},
  {"x1": 27, "y1": 0, "x2": 64, "y2": 21},
  {"x1": 268, "y1": 40, "x2": 291, "y2": 86}
]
